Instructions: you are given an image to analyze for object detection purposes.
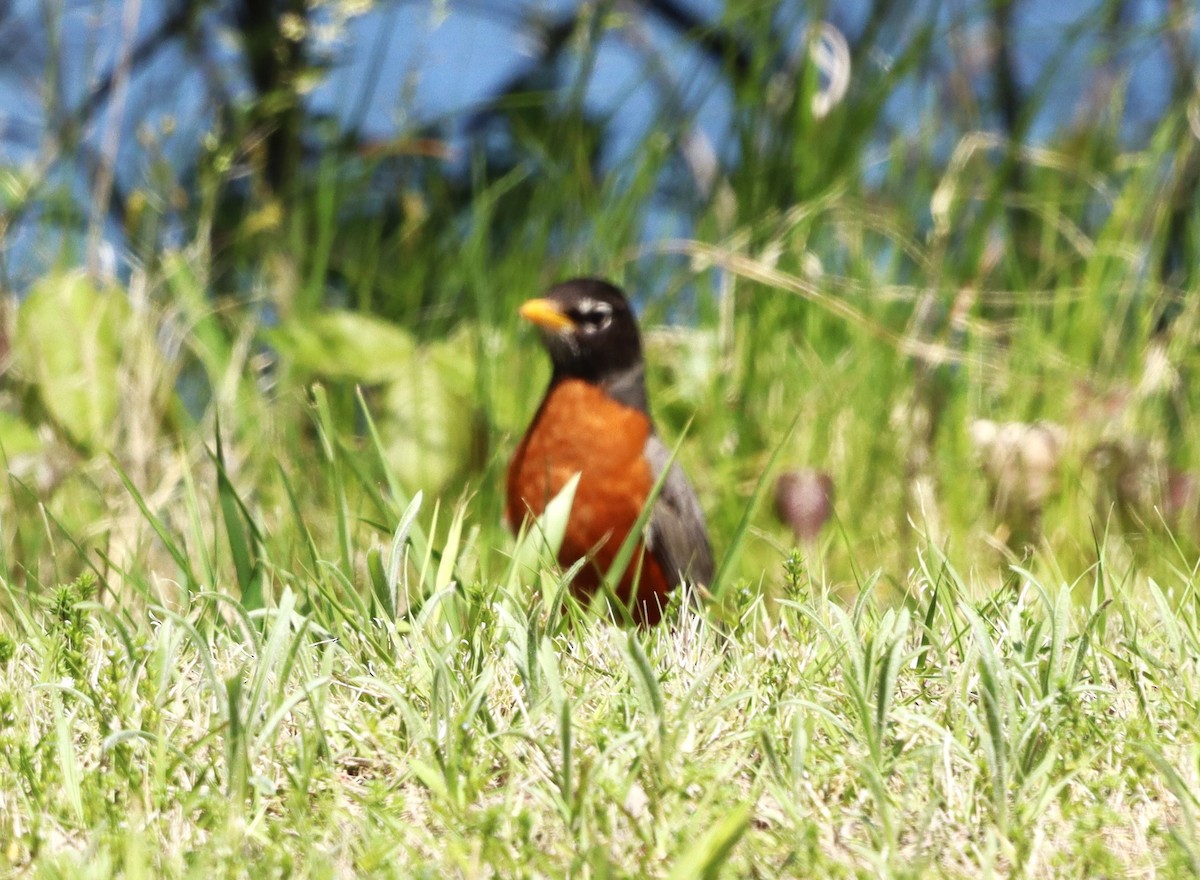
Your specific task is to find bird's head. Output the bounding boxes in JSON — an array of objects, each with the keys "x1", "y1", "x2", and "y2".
[{"x1": 519, "y1": 278, "x2": 644, "y2": 389}]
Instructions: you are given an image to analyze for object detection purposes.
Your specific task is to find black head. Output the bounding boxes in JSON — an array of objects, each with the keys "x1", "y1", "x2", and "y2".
[{"x1": 519, "y1": 278, "x2": 647, "y2": 406}]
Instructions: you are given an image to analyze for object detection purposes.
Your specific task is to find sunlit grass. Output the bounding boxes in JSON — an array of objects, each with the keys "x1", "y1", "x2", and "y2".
[
  {"x1": 3, "y1": 174, "x2": 1198, "y2": 869},
  {"x1": 2, "y1": 11, "x2": 1200, "y2": 872},
  {"x1": 2, "y1": 535, "x2": 1199, "y2": 876}
]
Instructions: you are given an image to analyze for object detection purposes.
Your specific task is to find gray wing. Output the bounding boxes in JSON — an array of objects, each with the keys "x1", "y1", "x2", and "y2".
[{"x1": 643, "y1": 434, "x2": 715, "y2": 588}]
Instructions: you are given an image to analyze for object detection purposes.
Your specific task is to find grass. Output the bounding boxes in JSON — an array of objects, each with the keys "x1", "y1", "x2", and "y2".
[
  {"x1": 3, "y1": 169, "x2": 1200, "y2": 872},
  {"x1": 3, "y1": 161, "x2": 1200, "y2": 873},
  {"x1": 3, "y1": 5, "x2": 1200, "y2": 875},
  {"x1": 2, "y1": 548, "x2": 1199, "y2": 877}
]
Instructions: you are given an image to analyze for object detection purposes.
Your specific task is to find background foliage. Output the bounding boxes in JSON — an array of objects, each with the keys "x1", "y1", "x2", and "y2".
[{"x1": 1, "y1": 0, "x2": 1199, "y2": 875}]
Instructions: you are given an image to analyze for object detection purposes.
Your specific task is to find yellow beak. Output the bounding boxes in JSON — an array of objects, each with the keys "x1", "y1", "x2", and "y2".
[{"x1": 519, "y1": 298, "x2": 576, "y2": 331}]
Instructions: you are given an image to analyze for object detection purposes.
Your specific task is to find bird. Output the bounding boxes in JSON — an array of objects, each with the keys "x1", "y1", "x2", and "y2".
[{"x1": 506, "y1": 277, "x2": 714, "y2": 625}]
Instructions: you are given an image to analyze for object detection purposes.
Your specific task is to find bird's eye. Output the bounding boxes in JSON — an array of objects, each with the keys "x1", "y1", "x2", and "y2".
[{"x1": 570, "y1": 299, "x2": 614, "y2": 331}]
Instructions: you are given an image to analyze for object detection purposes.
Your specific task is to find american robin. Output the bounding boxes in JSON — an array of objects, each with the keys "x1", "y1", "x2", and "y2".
[{"x1": 506, "y1": 277, "x2": 714, "y2": 625}]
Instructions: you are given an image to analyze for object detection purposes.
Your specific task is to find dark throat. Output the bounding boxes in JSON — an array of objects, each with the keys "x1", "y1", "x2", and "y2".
[{"x1": 553, "y1": 363, "x2": 649, "y2": 413}]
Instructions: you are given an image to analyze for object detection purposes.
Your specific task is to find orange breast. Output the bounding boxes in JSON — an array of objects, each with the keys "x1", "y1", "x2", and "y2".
[{"x1": 507, "y1": 379, "x2": 672, "y2": 623}]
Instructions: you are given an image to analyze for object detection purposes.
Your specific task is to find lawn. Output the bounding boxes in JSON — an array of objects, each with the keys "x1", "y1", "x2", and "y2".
[
  {"x1": 3, "y1": 1, "x2": 1200, "y2": 876},
  {"x1": 1, "y1": 251, "x2": 1198, "y2": 877},
  {"x1": 3, "y1": 550, "x2": 1199, "y2": 877}
]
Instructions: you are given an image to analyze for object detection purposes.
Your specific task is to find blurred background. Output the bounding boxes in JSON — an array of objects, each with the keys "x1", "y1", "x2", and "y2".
[
  {"x1": 2, "y1": 0, "x2": 1197, "y2": 295},
  {"x1": 1, "y1": 0, "x2": 1198, "y2": 603}
]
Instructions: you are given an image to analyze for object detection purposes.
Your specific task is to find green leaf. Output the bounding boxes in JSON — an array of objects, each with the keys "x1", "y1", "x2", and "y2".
[
  {"x1": 12, "y1": 271, "x2": 152, "y2": 450},
  {"x1": 511, "y1": 473, "x2": 580, "y2": 576},
  {"x1": 379, "y1": 359, "x2": 475, "y2": 493},
  {"x1": 212, "y1": 419, "x2": 265, "y2": 611},
  {"x1": 624, "y1": 631, "x2": 664, "y2": 720},
  {"x1": 267, "y1": 310, "x2": 417, "y2": 383},
  {"x1": 52, "y1": 694, "x2": 84, "y2": 822}
]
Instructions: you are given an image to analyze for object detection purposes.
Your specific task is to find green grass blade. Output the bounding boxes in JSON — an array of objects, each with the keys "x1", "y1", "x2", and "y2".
[{"x1": 666, "y1": 802, "x2": 752, "y2": 880}]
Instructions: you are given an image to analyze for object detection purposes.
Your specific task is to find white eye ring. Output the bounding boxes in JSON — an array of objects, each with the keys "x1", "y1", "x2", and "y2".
[
  {"x1": 570, "y1": 297, "x2": 614, "y2": 331},
  {"x1": 575, "y1": 297, "x2": 613, "y2": 319}
]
